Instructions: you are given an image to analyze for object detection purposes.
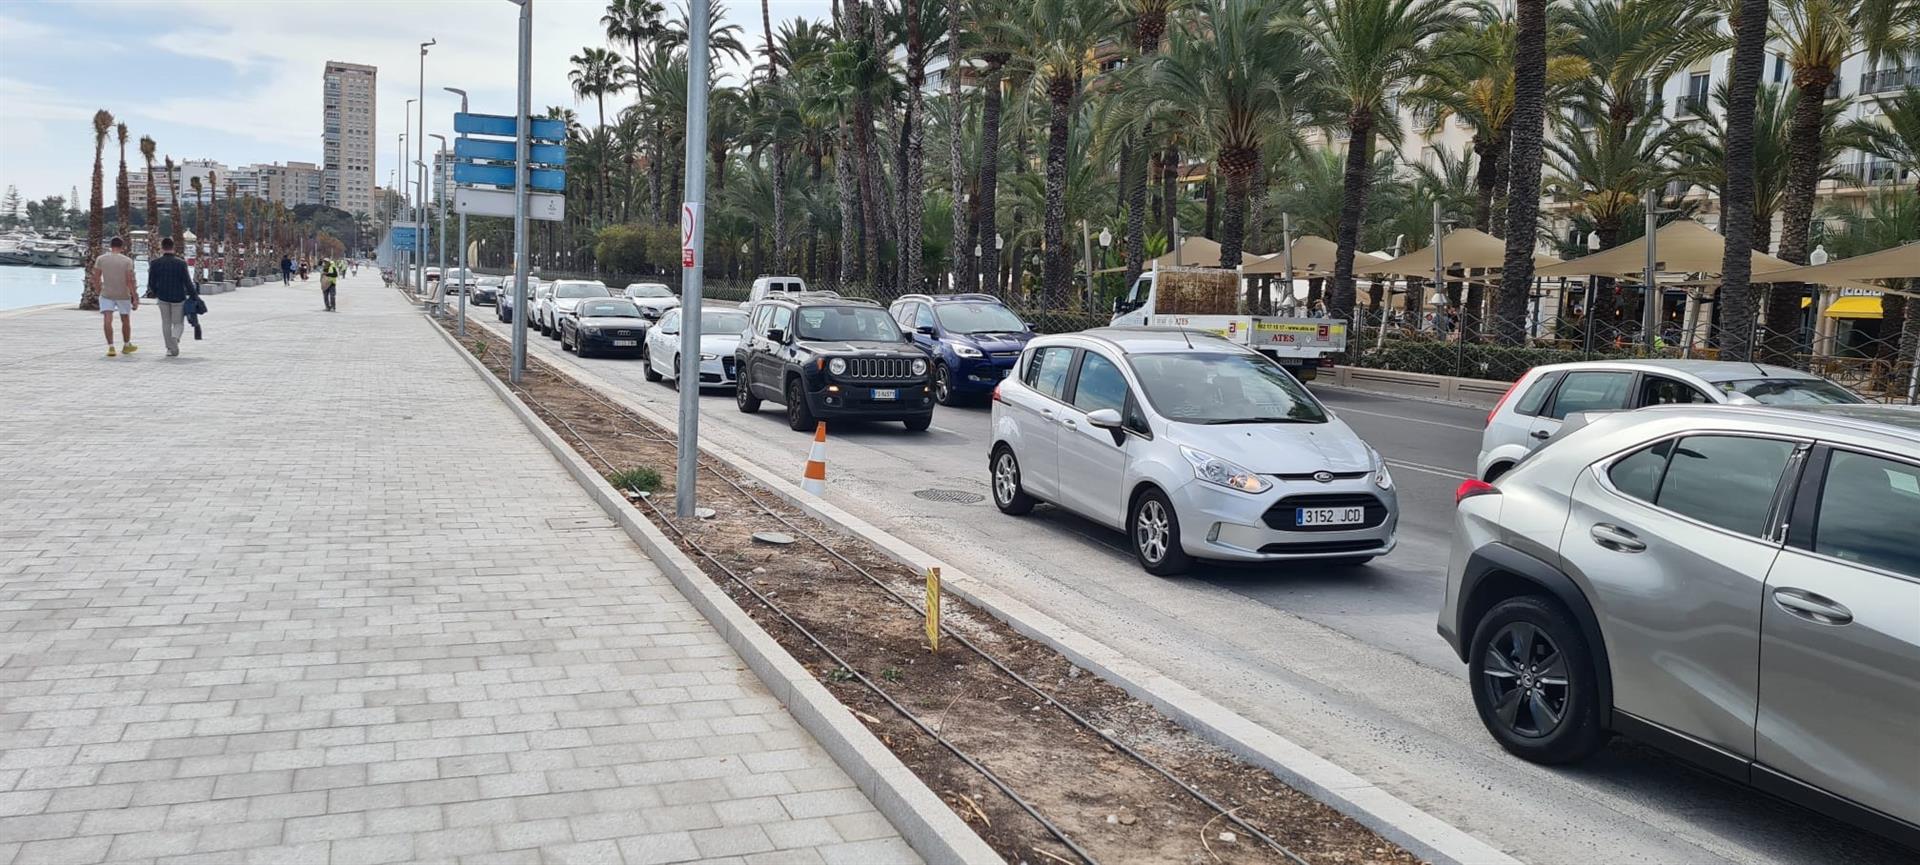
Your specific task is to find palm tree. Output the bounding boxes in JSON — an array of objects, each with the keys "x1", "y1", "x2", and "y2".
[
  {"x1": 570, "y1": 47, "x2": 622, "y2": 132},
  {"x1": 1709, "y1": 0, "x2": 1773, "y2": 361},
  {"x1": 995, "y1": 0, "x2": 1121, "y2": 306},
  {"x1": 1284, "y1": 0, "x2": 1461, "y2": 322},
  {"x1": 1495, "y1": 0, "x2": 1549, "y2": 346},
  {"x1": 189, "y1": 175, "x2": 205, "y2": 280},
  {"x1": 164, "y1": 156, "x2": 183, "y2": 250},
  {"x1": 602, "y1": 0, "x2": 668, "y2": 78},
  {"x1": 139, "y1": 136, "x2": 159, "y2": 246},
  {"x1": 760, "y1": 0, "x2": 790, "y2": 269},
  {"x1": 1137, "y1": 0, "x2": 1311, "y2": 269},
  {"x1": 1822, "y1": 190, "x2": 1919, "y2": 392},
  {"x1": 970, "y1": 0, "x2": 1019, "y2": 292},
  {"x1": 946, "y1": 0, "x2": 969, "y2": 290},
  {"x1": 1118, "y1": 0, "x2": 1183, "y2": 288},
  {"x1": 82, "y1": 109, "x2": 113, "y2": 311},
  {"x1": 1689, "y1": 83, "x2": 1863, "y2": 252},
  {"x1": 893, "y1": 0, "x2": 948, "y2": 292},
  {"x1": 113, "y1": 123, "x2": 130, "y2": 246}
]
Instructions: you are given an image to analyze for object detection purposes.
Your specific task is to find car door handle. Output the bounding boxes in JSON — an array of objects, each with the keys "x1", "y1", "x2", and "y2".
[
  {"x1": 1060, "y1": 417, "x2": 1077, "y2": 427},
  {"x1": 1531, "y1": 430, "x2": 1552, "y2": 440},
  {"x1": 1772, "y1": 588, "x2": 1853, "y2": 626},
  {"x1": 1589, "y1": 523, "x2": 1646, "y2": 552}
]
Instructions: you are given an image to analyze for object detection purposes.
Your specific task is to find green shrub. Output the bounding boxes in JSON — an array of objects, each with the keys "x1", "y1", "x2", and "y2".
[
  {"x1": 1352, "y1": 340, "x2": 1635, "y2": 383},
  {"x1": 608, "y1": 466, "x2": 662, "y2": 493}
]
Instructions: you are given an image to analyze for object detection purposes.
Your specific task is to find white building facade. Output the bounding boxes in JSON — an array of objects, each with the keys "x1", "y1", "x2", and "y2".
[{"x1": 323, "y1": 61, "x2": 378, "y2": 216}]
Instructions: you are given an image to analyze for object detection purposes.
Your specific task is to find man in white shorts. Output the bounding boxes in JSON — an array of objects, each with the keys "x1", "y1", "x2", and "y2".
[{"x1": 95, "y1": 237, "x2": 138, "y2": 357}]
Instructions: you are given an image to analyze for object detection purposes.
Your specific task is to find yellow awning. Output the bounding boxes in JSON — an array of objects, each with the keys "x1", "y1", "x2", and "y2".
[{"x1": 1822, "y1": 296, "x2": 1884, "y2": 319}]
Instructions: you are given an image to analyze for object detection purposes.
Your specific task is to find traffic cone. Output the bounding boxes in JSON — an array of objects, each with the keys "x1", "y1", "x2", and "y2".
[{"x1": 801, "y1": 422, "x2": 828, "y2": 496}]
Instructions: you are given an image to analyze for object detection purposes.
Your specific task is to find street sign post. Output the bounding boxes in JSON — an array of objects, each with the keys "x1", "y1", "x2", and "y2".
[
  {"x1": 676, "y1": 0, "x2": 711, "y2": 519},
  {"x1": 455, "y1": 187, "x2": 564, "y2": 220}
]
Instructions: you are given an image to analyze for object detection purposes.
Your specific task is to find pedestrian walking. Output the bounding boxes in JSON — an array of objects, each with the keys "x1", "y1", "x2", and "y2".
[
  {"x1": 148, "y1": 237, "x2": 198, "y2": 357},
  {"x1": 281, "y1": 255, "x2": 294, "y2": 285},
  {"x1": 319, "y1": 258, "x2": 341, "y2": 311},
  {"x1": 94, "y1": 237, "x2": 139, "y2": 357}
]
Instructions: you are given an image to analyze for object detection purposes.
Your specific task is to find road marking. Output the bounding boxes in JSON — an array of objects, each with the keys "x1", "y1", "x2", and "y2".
[
  {"x1": 1329, "y1": 406, "x2": 1481, "y2": 432},
  {"x1": 1383, "y1": 458, "x2": 1470, "y2": 481}
]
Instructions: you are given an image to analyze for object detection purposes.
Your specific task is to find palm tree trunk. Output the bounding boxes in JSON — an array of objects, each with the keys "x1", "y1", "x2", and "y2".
[
  {"x1": 946, "y1": 0, "x2": 968, "y2": 292},
  {"x1": 83, "y1": 115, "x2": 110, "y2": 311},
  {"x1": 1764, "y1": 65, "x2": 1836, "y2": 364},
  {"x1": 836, "y1": 120, "x2": 862, "y2": 285},
  {"x1": 1217, "y1": 149, "x2": 1256, "y2": 269},
  {"x1": 1202, "y1": 175, "x2": 1217, "y2": 240},
  {"x1": 762, "y1": 0, "x2": 788, "y2": 270},
  {"x1": 1472, "y1": 134, "x2": 1498, "y2": 232},
  {"x1": 1160, "y1": 146, "x2": 1178, "y2": 245},
  {"x1": 975, "y1": 63, "x2": 1006, "y2": 292},
  {"x1": 1495, "y1": 0, "x2": 1548, "y2": 347},
  {"x1": 114, "y1": 127, "x2": 130, "y2": 246},
  {"x1": 1713, "y1": 0, "x2": 1771, "y2": 362},
  {"x1": 899, "y1": 18, "x2": 927, "y2": 295},
  {"x1": 1330, "y1": 110, "x2": 1374, "y2": 321},
  {"x1": 1041, "y1": 83, "x2": 1073, "y2": 308},
  {"x1": 1124, "y1": 143, "x2": 1148, "y2": 289},
  {"x1": 1591, "y1": 222, "x2": 1620, "y2": 346}
]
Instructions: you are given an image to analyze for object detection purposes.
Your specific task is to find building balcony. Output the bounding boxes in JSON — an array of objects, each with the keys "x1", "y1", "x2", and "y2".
[{"x1": 1859, "y1": 67, "x2": 1920, "y2": 95}]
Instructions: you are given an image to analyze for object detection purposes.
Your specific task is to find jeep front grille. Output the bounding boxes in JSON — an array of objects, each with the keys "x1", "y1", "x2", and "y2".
[{"x1": 841, "y1": 357, "x2": 916, "y2": 379}]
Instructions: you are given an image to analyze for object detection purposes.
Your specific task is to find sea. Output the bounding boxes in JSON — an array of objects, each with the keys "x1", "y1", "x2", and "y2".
[{"x1": 0, "y1": 265, "x2": 150, "y2": 312}]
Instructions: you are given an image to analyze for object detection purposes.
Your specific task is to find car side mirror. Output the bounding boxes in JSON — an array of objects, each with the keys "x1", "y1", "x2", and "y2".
[
  {"x1": 1086, "y1": 408, "x2": 1126, "y2": 446},
  {"x1": 915, "y1": 325, "x2": 935, "y2": 335},
  {"x1": 766, "y1": 328, "x2": 786, "y2": 344}
]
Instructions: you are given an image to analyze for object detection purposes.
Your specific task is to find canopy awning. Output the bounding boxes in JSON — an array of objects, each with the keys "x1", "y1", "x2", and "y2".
[
  {"x1": 1753, "y1": 242, "x2": 1920, "y2": 285},
  {"x1": 1801, "y1": 295, "x2": 1886, "y2": 319},
  {"x1": 1352, "y1": 227, "x2": 1559, "y2": 277},
  {"x1": 1536, "y1": 219, "x2": 1794, "y2": 279},
  {"x1": 1098, "y1": 235, "x2": 1266, "y2": 274},
  {"x1": 1240, "y1": 235, "x2": 1386, "y2": 276}
]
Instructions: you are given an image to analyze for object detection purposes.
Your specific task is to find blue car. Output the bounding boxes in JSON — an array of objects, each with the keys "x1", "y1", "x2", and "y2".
[{"x1": 887, "y1": 293, "x2": 1034, "y2": 405}]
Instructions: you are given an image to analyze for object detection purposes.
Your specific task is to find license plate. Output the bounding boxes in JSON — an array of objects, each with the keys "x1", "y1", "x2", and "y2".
[
  {"x1": 871, "y1": 388, "x2": 897, "y2": 401},
  {"x1": 1296, "y1": 506, "x2": 1365, "y2": 527},
  {"x1": 613, "y1": 339, "x2": 636, "y2": 347}
]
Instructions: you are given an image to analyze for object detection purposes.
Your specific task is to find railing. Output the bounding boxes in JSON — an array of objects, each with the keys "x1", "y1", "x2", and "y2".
[
  {"x1": 1843, "y1": 159, "x2": 1910, "y2": 188},
  {"x1": 1860, "y1": 67, "x2": 1920, "y2": 96}
]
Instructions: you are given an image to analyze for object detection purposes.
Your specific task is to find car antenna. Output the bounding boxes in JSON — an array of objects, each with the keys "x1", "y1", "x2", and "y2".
[{"x1": 1181, "y1": 328, "x2": 1193, "y2": 350}]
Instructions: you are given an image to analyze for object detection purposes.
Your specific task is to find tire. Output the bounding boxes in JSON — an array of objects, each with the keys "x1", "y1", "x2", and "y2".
[
  {"x1": 785, "y1": 377, "x2": 816, "y2": 432},
  {"x1": 736, "y1": 378, "x2": 762, "y2": 413},
  {"x1": 903, "y1": 414, "x2": 932, "y2": 432},
  {"x1": 668, "y1": 356, "x2": 681, "y2": 390},
  {"x1": 642, "y1": 345, "x2": 662, "y2": 381},
  {"x1": 561, "y1": 326, "x2": 574, "y2": 353},
  {"x1": 1467, "y1": 596, "x2": 1607, "y2": 764},
  {"x1": 933, "y1": 364, "x2": 957, "y2": 406},
  {"x1": 1130, "y1": 488, "x2": 1193, "y2": 576},
  {"x1": 989, "y1": 447, "x2": 1035, "y2": 516}
]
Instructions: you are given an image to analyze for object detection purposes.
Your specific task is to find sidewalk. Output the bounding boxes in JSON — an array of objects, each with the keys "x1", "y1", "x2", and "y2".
[{"x1": 0, "y1": 274, "x2": 914, "y2": 865}]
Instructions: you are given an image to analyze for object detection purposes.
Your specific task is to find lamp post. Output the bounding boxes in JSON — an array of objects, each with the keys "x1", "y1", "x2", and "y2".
[
  {"x1": 445, "y1": 87, "x2": 470, "y2": 337},
  {"x1": 508, "y1": 0, "x2": 531, "y2": 386},
  {"x1": 1642, "y1": 188, "x2": 1660, "y2": 354},
  {"x1": 1808, "y1": 244, "x2": 1830, "y2": 357},
  {"x1": 428, "y1": 133, "x2": 449, "y2": 316},
  {"x1": 675, "y1": 0, "x2": 712, "y2": 519},
  {"x1": 416, "y1": 39, "x2": 435, "y2": 302},
  {"x1": 399, "y1": 108, "x2": 412, "y2": 284}
]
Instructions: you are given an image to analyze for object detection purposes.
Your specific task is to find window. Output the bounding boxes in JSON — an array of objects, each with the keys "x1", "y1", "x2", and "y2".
[
  {"x1": 1513, "y1": 371, "x2": 1564, "y2": 417},
  {"x1": 890, "y1": 303, "x2": 914, "y2": 328},
  {"x1": 1608, "y1": 439, "x2": 1674, "y2": 502},
  {"x1": 1024, "y1": 347, "x2": 1075, "y2": 400},
  {"x1": 1656, "y1": 436, "x2": 1796, "y2": 536},
  {"x1": 1719, "y1": 377, "x2": 1861, "y2": 405},
  {"x1": 1681, "y1": 73, "x2": 1710, "y2": 116},
  {"x1": 1071, "y1": 352, "x2": 1129, "y2": 415},
  {"x1": 1773, "y1": 54, "x2": 1785, "y2": 83},
  {"x1": 1127, "y1": 352, "x2": 1327, "y2": 424},
  {"x1": 1546, "y1": 371, "x2": 1633, "y2": 419},
  {"x1": 795, "y1": 306, "x2": 905, "y2": 342},
  {"x1": 913, "y1": 304, "x2": 936, "y2": 330},
  {"x1": 765, "y1": 305, "x2": 792, "y2": 338},
  {"x1": 1639, "y1": 376, "x2": 1710, "y2": 406},
  {"x1": 1813, "y1": 451, "x2": 1920, "y2": 577}
]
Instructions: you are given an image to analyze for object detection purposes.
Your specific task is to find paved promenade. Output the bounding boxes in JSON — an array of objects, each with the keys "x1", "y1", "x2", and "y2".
[{"x1": 0, "y1": 274, "x2": 912, "y2": 865}]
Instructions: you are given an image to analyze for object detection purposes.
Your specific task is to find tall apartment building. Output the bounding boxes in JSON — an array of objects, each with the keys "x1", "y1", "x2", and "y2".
[
  {"x1": 323, "y1": 61, "x2": 378, "y2": 216},
  {"x1": 254, "y1": 161, "x2": 325, "y2": 207},
  {"x1": 431, "y1": 149, "x2": 456, "y2": 207}
]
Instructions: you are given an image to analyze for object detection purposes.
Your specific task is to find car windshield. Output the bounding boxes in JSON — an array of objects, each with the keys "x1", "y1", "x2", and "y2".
[
  {"x1": 579, "y1": 300, "x2": 640, "y2": 318},
  {"x1": 1720, "y1": 378, "x2": 1862, "y2": 405},
  {"x1": 477, "y1": 277, "x2": 501, "y2": 286},
  {"x1": 1129, "y1": 352, "x2": 1328, "y2": 424},
  {"x1": 702, "y1": 311, "x2": 749, "y2": 333},
  {"x1": 556, "y1": 283, "x2": 608, "y2": 299},
  {"x1": 626, "y1": 284, "x2": 673, "y2": 298},
  {"x1": 935, "y1": 302, "x2": 1025, "y2": 334},
  {"x1": 794, "y1": 306, "x2": 903, "y2": 342}
]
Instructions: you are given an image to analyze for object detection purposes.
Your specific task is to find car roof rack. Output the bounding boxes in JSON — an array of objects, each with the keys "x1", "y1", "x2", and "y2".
[{"x1": 791, "y1": 291, "x2": 877, "y2": 306}]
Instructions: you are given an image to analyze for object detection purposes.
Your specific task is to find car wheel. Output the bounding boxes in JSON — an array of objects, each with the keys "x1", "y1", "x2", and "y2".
[
  {"x1": 1130, "y1": 488, "x2": 1193, "y2": 576},
  {"x1": 990, "y1": 447, "x2": 1035, "y2": 516},
  {"x1": 736, "y1": 379, "x2": 762, "y2": 413},
  {"x1": 785, "y1": 377, "x2": 816, "y2": 432},
  {"x1": 642, "y1": 345, "x2": 662, "y2": 381},
  {"x1": 668, "y1": 356, "x2": 681, "y2": 390},
  {"x1": 576, "y1": 332, "x2": 593, "y2": 359},
  {"x1": 933, "y1": 364, "x2": 957, "y2": 406},
  {"x1": 561, "y1": 327, "x2": 574, "y2": 353},
  {"x1": 903, "y1": 414, "x2": 932, "y2": 432},
  {"x1": 1468, "y1": 596, "x2": 1606, "y2": 764}
]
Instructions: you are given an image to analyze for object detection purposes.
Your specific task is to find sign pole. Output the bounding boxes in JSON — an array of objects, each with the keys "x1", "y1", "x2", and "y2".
[
  {"x1": 676, "y1": 0, "x2": 710, "y2": 519},
  {"x1": 448, "y1": 88, "x2": 470, "y2": 338},
  {"x1": 509, "y1": 0, "x2": 531, "y2": 385}
]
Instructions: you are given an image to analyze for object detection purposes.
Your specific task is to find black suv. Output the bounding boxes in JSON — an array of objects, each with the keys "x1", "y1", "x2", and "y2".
[{"x1": 735, "y1": 294, "x2": 936, "y2": 431}]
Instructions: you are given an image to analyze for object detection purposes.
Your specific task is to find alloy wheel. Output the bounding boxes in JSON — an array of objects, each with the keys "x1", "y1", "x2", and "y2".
[
  {"x1": 1135, "y1": 499, "x2": 1170, "y2": 564},
  {"x1": 1481, "y1": 622, "x2": 1570, "y2": 739},
  {"x1": 993, "y1": 453, "x2": 1018, "y2": 505}
]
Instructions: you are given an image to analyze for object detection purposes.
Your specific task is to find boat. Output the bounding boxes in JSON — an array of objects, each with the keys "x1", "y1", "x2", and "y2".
[
  {"x1": 23, "y1": 239, "x2": 84, "y2": 268},
  {"x1": 0, "y1": 232, "x2": 36, "y2": 266}
]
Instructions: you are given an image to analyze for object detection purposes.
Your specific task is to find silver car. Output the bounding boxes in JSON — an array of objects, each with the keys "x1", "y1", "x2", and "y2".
[
  {"x1": 540, "y1": 280, "x2": 612, "y2": 340},
  {"x1": 1477, "y1": 359, "x2": 1861, "y2": 481},
  {"x1": 644, "y1": 307, "x2": 750, "y2": 388},
  {"x1": 990, "y1": 328, "x2": 1397, "y2": 575},
  {"x1": 1440, "y1": 403, "x2": 1919, "y2": 848}
]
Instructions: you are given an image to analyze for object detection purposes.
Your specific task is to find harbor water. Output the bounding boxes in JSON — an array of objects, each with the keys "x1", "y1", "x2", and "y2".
[{"x1": 0, "y1": 266, "x2": 149, "y2": 312}]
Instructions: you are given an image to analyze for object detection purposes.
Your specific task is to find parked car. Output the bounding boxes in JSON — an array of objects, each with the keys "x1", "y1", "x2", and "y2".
[
  {"x1": 735, "y1": 294, "x2": 934, "y2": 432},
  {"x1": 1477, "y1": 359, "x2": 1862, "y2": 482},
  {"x1": 645, "y1": 307, "x2": 752, "y2": 388},
  {"x1": 990, "y1": 328, "x2": 1397, "y2": 575},
  {"x1": 888, "y1": 293, "x2": 1035, "y2": 406},
  {"x1": 1441, "y1": 403, "x2": 1919, "y2": 849},
  {"x1": 622, "y1": 282, "x2": 681, "y2": 320},
  {"x1": 539, "y1": 280, "x2": 611, "y2": 339},
  {"x1": 747, "y1": 275, "x2": 809, "y2": 303},
  {"x1": 496, "y1": 277, "x2": 536, "y2": 322},
  {"x1": 471, "y1": 275, "x2": 503, "y2": 306},
  {"x1": 559, "y1": 298, "x2": 650, "y2": 358}
]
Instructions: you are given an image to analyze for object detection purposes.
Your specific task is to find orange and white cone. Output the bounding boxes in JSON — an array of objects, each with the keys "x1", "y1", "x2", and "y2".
[{"x1": 801, "y1": 422, "x2": 828, "y2": 496}]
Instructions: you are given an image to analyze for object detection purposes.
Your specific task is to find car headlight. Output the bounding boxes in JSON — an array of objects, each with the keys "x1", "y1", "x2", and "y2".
[
  {"x1": 951, "y1": 343, "x2": 984, "y2": 358},
  {"x1": 1368, "y1": 447, "x2": 1394, "y2": 490},
  {"x1": 1180, "y1": 446, "x2": 1271, "y2": 494},
  {"x1": 699, "y1": 353, "x2": 718, "y2": 361},
  {"x1": 828, "y1": 358, "x2": 848, "y2": 375},
  {"x1": 582, "y1": 326, "x2": 600, "y2": 335},
  {"x1": 911, "y1": 358, "x2": 929, "y2": 376}
]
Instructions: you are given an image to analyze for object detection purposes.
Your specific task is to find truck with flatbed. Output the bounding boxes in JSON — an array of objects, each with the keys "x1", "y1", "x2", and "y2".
[{"x1": 1111, "y1": 264, "x2": 1346, "y2": 380}]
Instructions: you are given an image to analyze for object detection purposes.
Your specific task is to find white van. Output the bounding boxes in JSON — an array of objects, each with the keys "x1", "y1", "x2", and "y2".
[{"x1": 748, "y1": 275, "x2": 809, "y2": 302}]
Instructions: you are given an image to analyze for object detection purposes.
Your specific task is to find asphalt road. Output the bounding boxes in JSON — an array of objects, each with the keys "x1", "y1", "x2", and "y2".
[{"x1": 458, "y1": 301, "x2": 1911, "y2": 865}]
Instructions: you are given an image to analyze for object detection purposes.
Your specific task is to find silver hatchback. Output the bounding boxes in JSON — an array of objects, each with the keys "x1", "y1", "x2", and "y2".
[{"x1": 1440, "y1": 404, "x2": 1920, "y2": 848}]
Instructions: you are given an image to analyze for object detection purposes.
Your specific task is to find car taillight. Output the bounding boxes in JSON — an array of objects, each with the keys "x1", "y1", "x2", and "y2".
[
  {"x1": 991, "y1": 382, "x2": 1004, "y2": 403},
  {"x1": 1455, "y1": 479, "x2": 1500, "y2": 505},
  {"x1": 1486, "y1": 380, "x2": 1520, "y2": 427}
]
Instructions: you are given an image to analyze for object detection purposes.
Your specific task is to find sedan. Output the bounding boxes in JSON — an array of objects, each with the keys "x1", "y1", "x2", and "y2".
[
  {"x1": 559, "y1": 298, "x2": 650, "y2": 358},
  {"x1": 643, "y1": 307, "x2": 750, "y2": 389},
  {"x1": 540, "y1": 280, "x2": 610, "y2": 339},
  {"x1": 471, "y1": 276, "x2": 503, "y2": 306},
  {"x1": 622, "y1": 282, "x2": 681, "y2": 321},
  {"x1": 990, "y1": 328, "x2": 1396, "y2": 575}
]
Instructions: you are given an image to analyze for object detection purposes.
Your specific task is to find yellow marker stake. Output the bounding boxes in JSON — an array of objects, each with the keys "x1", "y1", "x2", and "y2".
[{"x1": 925, "y1": 567, "x2": 941, "y2": 653}]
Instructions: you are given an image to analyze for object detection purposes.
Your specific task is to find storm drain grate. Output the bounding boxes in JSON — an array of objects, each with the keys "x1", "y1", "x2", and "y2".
[{"x1": 913, "y1": 488, "x2": 986, "y2": 505}]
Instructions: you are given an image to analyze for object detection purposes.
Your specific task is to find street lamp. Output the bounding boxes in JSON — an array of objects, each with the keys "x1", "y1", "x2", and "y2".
[
  {"x1": 428, "y1": 133, "x2": 449, "y2": 315},
  {"x1": 445, "y1": 87, "x2": 470, "y2": 336},
  {"x1": 416, "y1": 39, "x2": 435, "y2": 300}
]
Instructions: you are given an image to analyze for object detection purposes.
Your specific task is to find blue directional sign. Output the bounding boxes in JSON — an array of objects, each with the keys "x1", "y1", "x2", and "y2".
[
  {"x1": 392, "y1": 226, "x2": 423, "y2": 252},
  {"x1": 454, "y1": 137, "x2": 567, "y2": 165},
  {"x1": 454, "y1": 112, "x2": 566, "y2": 142},
  {"x1": 454, "y1": 162, "x2": 565, "y2": 192}
]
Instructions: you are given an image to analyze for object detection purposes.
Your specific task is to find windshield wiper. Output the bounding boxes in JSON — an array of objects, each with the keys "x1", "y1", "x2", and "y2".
[{"x1": 1197, "y1": 416, "x2": 1317, "y2": 425}]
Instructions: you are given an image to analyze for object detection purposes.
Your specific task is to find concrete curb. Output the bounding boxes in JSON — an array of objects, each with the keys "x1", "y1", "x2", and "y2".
[
  {"x1": 426, "y1": 322, "x2": 1002, "y2": 865},
  {"x1": 522, "y1": 350, "x2": 1523, "y2": 865}
]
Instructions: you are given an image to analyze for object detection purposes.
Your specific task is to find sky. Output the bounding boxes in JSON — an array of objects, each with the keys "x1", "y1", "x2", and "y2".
[{"x1": 0, "y1": 0, "x2": 831, "y2": 205}]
